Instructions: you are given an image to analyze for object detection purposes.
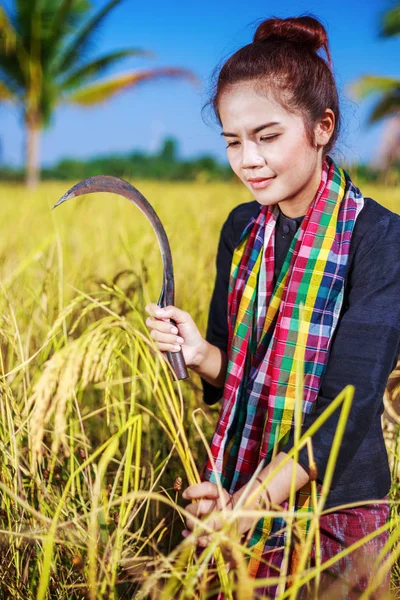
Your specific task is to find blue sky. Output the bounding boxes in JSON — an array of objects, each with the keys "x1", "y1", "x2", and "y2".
[{"x1": 1, "y1": 0, "x2": 398, "y2": 167}]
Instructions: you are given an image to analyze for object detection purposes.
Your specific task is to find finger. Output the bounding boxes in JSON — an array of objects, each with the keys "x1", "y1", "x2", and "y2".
[
  {"x1": 144, "y1": 303, "x2": 160, "y2": 317},
  {"x1": 156, "y1": 342, "x2": 182, "y2": 353},
  {"x1": 185, "y1": 501, "x2": 216, "y2": 531},
  {"x1": 206, "y1": 513, "x2": 223, "y2": 532},
  {"x1": 186, "y1": 514, "x2": 214, "y2": 534},
  {"x1": 181, "y1": 529, "x2": 212, "y2": 548},
  {"x1": 197, "y1": 535, "x2": 211, "y2": 548},
  {"x1": 149, "y1": 329, "x2": 184, "y2": 346},
  {"x1": 152, "y1": 305, "x2": 190, "y2": 326},
  {"x1": 182, "y1": 482, "x2": 220, "y2": 501},
  {"x1": 185, "y1": 499, "x2": 216, "y2": 518},
  {"x1": 186, "y1": 511, "x2": 224, "y2": 536},
  {"x1": 186, "y1": 516, "x2": 195, "y2": 532},
  {"x1": 145, "y1": 317, "x2": 180, "y2": 336}
]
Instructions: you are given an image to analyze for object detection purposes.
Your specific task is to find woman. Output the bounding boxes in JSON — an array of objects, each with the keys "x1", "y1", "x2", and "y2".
[{"x1": 145, "y1": 15, "x2": 400, "y2": 598}]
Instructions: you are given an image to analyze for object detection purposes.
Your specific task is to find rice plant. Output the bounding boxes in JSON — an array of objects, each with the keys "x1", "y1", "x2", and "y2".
[{"x1": 0, "y1": 180, "x2": 399, "y2": 598}]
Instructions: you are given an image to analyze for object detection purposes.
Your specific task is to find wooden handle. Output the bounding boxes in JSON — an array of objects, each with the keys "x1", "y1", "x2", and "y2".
[
  {"x1": 167, "y1": 348, "x2": 188, "y2": 380},
  {"x1": 166, "y1": 317, "x2": 188, "y2": 380}
]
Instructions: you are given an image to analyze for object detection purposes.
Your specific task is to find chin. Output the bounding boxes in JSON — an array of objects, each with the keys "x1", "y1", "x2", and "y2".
[
  {"x1": 252, "y1": 192, "x2": 280, "y2": 207},
  {"x1": 245, "y1": 182, "x2": 278, "y2": 204},
  {"x1": 256, "y1": 200, "x2": 280, "y2": 207}
]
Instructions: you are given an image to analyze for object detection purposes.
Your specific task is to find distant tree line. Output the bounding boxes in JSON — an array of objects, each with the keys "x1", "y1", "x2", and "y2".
[
  {"x1": 0, "y1": 138, "x2": 234, "y2": 183},
  {"x1": 0, "y1": 137, "x2": 399, "y2": 184},
  {"x1": 1, "y1": 2, "x2": 398, "y2": 187}
]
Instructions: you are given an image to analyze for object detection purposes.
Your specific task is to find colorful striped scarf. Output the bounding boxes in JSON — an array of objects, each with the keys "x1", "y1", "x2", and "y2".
[{"x1": 203, "y1": 156, "x2": 365, "y2": 578}]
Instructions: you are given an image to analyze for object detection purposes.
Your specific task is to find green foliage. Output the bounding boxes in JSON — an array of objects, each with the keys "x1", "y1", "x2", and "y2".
[
  {"x1": 350, "y1": 3, "x2": 400, "y2": 125},
  {"x1": 346, "y1": 162, "x2": 383, "y2": 183},
  {"x1": 2, "y1": 139, "x2": 399, "y2": 183},
  {"x1": 380, "y1": 3, "x2": 400, "y2": 37},
  {"x1": 159, "y1": 137, "x2": 178, "y2": 162},
  {"x1": 38, "y1": 137, "x2": 234, "y2": 182}
]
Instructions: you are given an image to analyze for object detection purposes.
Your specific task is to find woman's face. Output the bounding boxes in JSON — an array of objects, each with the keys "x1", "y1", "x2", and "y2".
[{"x1": 218, "y1": 83, "x2": 326, "y2": 218}]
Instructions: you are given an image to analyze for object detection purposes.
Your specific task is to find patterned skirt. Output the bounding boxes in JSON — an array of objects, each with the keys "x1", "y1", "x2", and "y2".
[{"x1": 248, "y1": 499, "x2": 390, "y2": 600}]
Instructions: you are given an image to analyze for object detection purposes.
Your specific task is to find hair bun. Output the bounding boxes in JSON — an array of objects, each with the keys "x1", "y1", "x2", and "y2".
[{"x1": 254, "y1": 16, "x2": 329, "y2": 57}]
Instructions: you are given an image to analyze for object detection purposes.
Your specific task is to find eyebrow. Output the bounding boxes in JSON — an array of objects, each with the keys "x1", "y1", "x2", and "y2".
[{"x1": 221, "y1": 121, "x2": 281, "y2": 137}]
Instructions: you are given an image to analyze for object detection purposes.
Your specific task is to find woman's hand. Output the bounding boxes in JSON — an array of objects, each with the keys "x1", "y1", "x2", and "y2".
[
  {"x1": 181, "y1": 481, "x2": 256, "y2": 547},
  {"x1": 181, "y1": 482, "x2": 233, "y2": 547},
  {"x1": 144, "y1": 303, "x2": 206, "y2": 369}
]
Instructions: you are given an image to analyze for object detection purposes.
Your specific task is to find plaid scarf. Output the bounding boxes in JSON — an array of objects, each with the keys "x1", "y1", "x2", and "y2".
[{"x1": 203, "y1": 156, "x2": 364, "y2": 566}]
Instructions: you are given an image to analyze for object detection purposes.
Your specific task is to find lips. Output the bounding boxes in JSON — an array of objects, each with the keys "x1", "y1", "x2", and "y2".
[
  {"x1": 247, "y1": 176, "x2": 275, "y2": 190},
  {"x1": 247, "y1": 177, "x2": 274, "y2": 182}
]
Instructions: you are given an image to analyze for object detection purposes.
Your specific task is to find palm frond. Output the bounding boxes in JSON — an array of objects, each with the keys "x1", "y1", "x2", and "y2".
[
  {"x1": 379, "y1": 4, "x2": 400, "y2": 38},
  {"x1": 369, "y1": 90, "x2": 400, "y2": 123},
  {"x1": 0, "y1": 67, "x2": 22, "y2": 99},
  {"x1": 56, "y1": 0, "x2": 122, "y2": 75},
  {"x1": 39, "y1": 78, "x2": 59, "y2": 128},
  {"x1": 0, "y1": 6, "x2": 29, "y2": 91},
  {"x1": 14, "y1": 0, "x2": 44, "y2": 45},
  {"x1": 0, "y1": 6, "x2": 17, "y2": 54},
  {"x1": 60, "y1": 48, "x2": 153, "y2": 91},
  {"x1": 50, "y1": 0, "x2": 91, "y2": 34},
  {"x1": 0, "y1": 79, "x2": 14, "y2": 101},
  {"x1": 0, "y1": 51, "x2": 27, "y2": 91},
  {"x1": 44, "y1": 0, "x2": 90, "y2": 67},
  {"x1": 350, "y1": 75, "x2": 400, "y2": 100},
  {"x1": 66, "y1": 68, "x2": 198, "y2": 106}
]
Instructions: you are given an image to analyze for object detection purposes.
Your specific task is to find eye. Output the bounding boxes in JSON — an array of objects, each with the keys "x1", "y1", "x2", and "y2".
[
  {"x1": 226, "y1": 141, "x2": 240, "y2": 149},
  {"x1": 260, "y1": 135, "x2": 279, "y2": 142}
]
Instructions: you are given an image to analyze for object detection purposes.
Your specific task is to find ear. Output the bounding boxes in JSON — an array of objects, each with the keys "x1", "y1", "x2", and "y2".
[{"x1": 314, "y1": 109, "x2": 335, "y2": 148}]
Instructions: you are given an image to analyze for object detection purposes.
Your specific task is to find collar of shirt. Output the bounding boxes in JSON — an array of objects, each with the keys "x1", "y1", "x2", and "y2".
[{"x1": 277, "y1": 207, "x2": 306, "y2": 235}]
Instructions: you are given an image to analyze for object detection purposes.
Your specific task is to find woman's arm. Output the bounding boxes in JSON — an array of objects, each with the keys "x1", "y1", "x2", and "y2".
[
  {"x1": 190, "y1": 341, "x2": 228, "y2": 389},
  {"x1": 234, "y1": 452, "x2": 309, "y2": 509},
  {"x1": 182, "y1": 452, "x2": 309, "y2": 542}
]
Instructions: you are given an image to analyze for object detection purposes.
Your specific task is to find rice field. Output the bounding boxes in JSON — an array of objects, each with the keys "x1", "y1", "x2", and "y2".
[{"x1": 0, "y1": 179, "x2": 399, "y2": 599}]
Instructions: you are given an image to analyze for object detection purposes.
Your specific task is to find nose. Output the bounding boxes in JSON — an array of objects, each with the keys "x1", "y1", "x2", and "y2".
[{"x1": 240, "y1": 141, "x2": 264, "y2": 170}]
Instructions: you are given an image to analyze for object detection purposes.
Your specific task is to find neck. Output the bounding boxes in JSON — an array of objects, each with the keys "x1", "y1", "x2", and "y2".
[{"x1": 278, "y1": 160, "x2": 324, "y2": 219}]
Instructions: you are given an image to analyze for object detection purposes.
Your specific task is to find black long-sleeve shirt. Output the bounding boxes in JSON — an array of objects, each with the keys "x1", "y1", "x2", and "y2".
[{"x1": 202, "y1": 198, "x2": 400, "y2": 508}]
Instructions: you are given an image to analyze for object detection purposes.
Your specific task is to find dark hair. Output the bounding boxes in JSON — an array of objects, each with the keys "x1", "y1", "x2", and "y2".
[{"x1": 207, "y1": 15, "x2": 340, "y2": 155}]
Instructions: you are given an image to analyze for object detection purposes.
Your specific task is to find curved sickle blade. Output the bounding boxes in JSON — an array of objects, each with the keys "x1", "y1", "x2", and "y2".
[{"x1": 53, "y1": 175, "x2": 188, "y2": 380}]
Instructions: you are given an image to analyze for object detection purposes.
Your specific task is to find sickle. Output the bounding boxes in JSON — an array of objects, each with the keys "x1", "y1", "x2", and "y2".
[{"x1": 52, "y1": 175, "x2": 188, "y2": 380}]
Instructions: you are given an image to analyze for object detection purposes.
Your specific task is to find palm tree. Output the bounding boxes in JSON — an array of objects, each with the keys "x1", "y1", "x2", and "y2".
[
  {"x1": 0, "y1": 0, "x2": 196, "y2": 187},
  {"x1": 350, "y1": 4, "x2": 400, "y2": 169}
]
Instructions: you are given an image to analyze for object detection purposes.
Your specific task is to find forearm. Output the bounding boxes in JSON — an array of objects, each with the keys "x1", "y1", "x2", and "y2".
[
  {"x1": 182, "y1": 452, "x2": 310, "y2": 541},
  {"x1": 234, "y1": 452, "x2": 310, "y2": 508},
  {"x1": 190, "y1": 340, "x2": 228, "y2": 389}
]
